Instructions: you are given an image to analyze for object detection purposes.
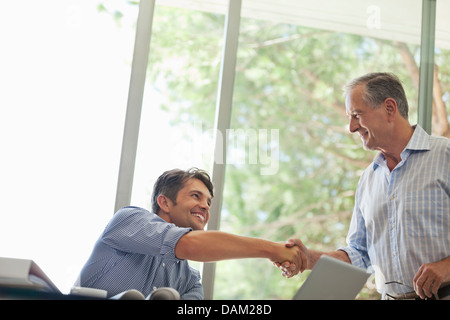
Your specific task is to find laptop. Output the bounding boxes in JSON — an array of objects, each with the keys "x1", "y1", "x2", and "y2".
[{"x1": 293, "y1": 255, "x2": 370, "y2": 300}]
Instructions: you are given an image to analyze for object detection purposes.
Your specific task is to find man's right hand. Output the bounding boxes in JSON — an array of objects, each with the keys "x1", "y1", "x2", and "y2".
[{"x1": 275, "y1": 238, "x2": 309, "y2": 278}]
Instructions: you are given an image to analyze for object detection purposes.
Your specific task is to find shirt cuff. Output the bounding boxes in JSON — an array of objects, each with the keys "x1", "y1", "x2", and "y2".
[
  {"x1": 337, "y1": 246, "x2": 371, "y2": 270},
  {"x1": 160, "y1": 225, "x2": 192, "y2": 261}
]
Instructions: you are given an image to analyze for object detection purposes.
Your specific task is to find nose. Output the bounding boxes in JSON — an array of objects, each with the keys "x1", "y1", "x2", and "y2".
[
  {"x1": 348, "y1": 116, "x2": 359, "y2": 134},
  {"x1": 200, "y1": 198, "x2": 210, "y2": 211},
  {"x1": 200, "y1": 200, "x2": 210, "y2": 222}
]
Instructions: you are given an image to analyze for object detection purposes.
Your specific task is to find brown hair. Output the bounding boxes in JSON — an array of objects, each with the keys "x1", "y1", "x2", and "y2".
[{"x1": 151, "y1": 167, "x2": 214, "y2": 214}]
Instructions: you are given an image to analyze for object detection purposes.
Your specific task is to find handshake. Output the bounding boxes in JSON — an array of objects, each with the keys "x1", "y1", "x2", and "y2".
[
  {"x1": 273, "y1": 238, "x2": 311, "y2": 278},
  {"x1": 273, "y1": 238, "x2": 350, "y2": 278}
]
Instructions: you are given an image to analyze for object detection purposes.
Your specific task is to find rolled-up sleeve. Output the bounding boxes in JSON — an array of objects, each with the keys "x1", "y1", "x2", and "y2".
[
  {"x1": 160, "y1": 224, "x2": 191, "y2": 260},
  {"x1": 102, "y1": 206, "x2": 191, "y2": 259}
]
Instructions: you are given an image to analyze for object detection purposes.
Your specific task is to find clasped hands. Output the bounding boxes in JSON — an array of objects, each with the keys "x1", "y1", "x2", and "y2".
[{"x1": 274, "y1": 238, "x2": 308, "y2": 278}]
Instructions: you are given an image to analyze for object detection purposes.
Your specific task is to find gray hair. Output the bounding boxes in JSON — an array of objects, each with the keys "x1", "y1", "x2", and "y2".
[{"x1": 344, "y1": 72, "x2": 409, "y2": 119}]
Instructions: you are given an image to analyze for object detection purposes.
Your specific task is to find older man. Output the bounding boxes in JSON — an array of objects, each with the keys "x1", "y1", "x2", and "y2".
[{"x1": 283, "y1": 72, "x2": 449, "y2": 300}]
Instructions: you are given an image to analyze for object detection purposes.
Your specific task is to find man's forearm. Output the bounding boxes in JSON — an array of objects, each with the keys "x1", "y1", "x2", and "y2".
[
  {"x1": 175, "y1": 230, "x2": 288, "y2": 263},
  {"x1": 307, "y1": 249, "x2": 351, "y2": 269}
]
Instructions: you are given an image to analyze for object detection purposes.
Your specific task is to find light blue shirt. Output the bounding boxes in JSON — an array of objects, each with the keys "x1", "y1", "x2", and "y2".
[
  {"x1": 77, "y1": 206, "x2": 203, "y2": 299},
  {"x1": 339, "y1": 125, "x2": 449, "y2": 295}
]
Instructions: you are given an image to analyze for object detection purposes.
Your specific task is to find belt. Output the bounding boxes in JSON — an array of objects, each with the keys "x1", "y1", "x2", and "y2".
[{"x1": 384, "y1": 285, "x2": 450, "y2": 300}]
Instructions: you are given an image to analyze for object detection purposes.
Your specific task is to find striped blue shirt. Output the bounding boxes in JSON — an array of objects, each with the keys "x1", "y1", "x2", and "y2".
[
  {"x1": 77, "y1": 206, "x2": 204, "y2": 299},
  {"x1": 339, "y1": 125, "x2": 449, "y2": 295}
]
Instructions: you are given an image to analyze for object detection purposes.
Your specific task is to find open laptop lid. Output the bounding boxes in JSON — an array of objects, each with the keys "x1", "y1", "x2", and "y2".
[{"x1": 293, "y1": 255, "x2": 370, "y2": 300}]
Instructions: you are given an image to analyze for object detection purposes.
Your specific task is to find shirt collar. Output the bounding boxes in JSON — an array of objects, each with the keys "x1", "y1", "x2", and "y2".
[
  {"x1": 403, "y1": 124, "x2": 431, "y2": 152},
  {"x1": 372, "y1": 124, "x2": 430, "y2": 170}
]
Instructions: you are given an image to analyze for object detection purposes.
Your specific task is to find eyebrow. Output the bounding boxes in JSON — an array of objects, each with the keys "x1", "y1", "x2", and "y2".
[{"x1": 347, "y1": 108, "x2": 364, "y2": 116}]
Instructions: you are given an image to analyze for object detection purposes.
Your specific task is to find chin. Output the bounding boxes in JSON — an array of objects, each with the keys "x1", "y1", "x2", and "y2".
[
  {"x1": 191, "y1": 224, "x2": 205, "y2": 231},
  {"x1": 362, "y1": 139, "x2": 376, "y2": 151}
]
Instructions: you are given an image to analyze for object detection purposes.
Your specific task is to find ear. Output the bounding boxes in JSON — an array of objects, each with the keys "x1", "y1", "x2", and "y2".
[
  {"x1": 157, "y1": 195, "x2": 171, "y2": 213},
  {"x1": 384, "y1": 98, "x2": 397, "y2": 121}
]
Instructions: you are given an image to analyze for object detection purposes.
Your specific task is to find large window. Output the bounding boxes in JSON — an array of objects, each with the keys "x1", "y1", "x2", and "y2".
[
  {"x1": 0, "y1": 1, "x2": 137, "y2": 292},
  {"x1": 131, "y1": 5, "x2": 224, "y2": 209}
]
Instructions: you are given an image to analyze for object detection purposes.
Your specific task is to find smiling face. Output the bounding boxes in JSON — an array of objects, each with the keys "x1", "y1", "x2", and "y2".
[
  {"x1": 345, "y1": 84, "x2": 390, "y2": 151},
  {"x1": 163, "y1": 178, "x2": 212, "y2": 231}
]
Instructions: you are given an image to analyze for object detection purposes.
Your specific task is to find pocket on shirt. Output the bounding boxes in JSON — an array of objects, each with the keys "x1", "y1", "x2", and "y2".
[{"x1": 404, "y1": 192, "x2": 445, "y2": 238}]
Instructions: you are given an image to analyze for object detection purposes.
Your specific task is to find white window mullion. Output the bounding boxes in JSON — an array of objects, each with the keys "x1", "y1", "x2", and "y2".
[
  {"x1": 201, "y1": 0, "x2": 242, "y2": 300},
  {"x1": 114, "y1": 0, "x2": 156, "y2": 213}
]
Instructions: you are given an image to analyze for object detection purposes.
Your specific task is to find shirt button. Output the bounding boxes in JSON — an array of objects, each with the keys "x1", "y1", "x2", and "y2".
[{"x1": 162, "y1": 263, "x2": 166, "y2": 267}]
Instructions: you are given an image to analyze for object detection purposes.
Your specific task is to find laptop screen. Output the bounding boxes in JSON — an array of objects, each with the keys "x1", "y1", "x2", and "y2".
[{"x1": 292, "y1": 255, "x2": 370, "y2": 300}]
